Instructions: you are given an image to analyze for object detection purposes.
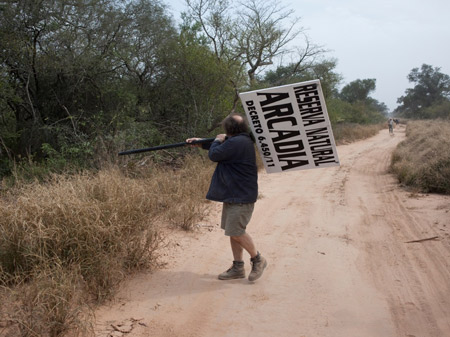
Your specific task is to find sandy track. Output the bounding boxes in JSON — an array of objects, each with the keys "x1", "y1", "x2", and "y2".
[{"x1": 95, "y1": 125, "x2": 450, "y2": 337}]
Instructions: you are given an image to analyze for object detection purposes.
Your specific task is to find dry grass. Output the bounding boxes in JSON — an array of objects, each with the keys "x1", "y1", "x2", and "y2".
[
  {"x1": 149, "y1": 155, "x2": 215, "y2": 230},
  {"x1": 333, "y1": 123, "x2": 385, "y2": 145},
  {"x1": 391, "y1": 120, "x2": 450, "y2": 194},
  {"x1": 0, "y1": 154, "x2": 214, "y2": 336},
  {"x1": 2, "y1": 264, "x2": 93, "y2": 337}
]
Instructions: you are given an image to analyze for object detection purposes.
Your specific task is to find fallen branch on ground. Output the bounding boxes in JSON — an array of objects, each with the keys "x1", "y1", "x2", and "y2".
[{"x1": 405, "y1": 236, "x2": 439, "y2": 243}]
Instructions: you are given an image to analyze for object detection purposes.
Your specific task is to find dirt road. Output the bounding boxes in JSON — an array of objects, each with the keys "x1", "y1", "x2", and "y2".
[{"x1": 95, "y1": 125, "x2": 450, "y2": 337}]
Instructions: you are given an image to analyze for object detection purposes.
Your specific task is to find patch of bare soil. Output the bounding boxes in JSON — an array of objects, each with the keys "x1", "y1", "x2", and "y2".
[{"x1": 95, "y1": 124, "x2": 450, "y2": 337}]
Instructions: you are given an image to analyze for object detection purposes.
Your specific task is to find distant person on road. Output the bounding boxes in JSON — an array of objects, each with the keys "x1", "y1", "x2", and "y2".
[
  {"x1": 388, "y1": 118, "x2": 394, "y2": 135},
  {"x1": 187, "y1": 114, "x2": 267, "y2": 282}
]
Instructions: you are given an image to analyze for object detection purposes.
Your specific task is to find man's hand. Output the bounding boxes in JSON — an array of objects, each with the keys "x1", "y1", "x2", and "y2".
[
  {"x1": 186, "y1": 137, "x2": 202, "y2": 147},
  {"x1": 215, "y1": 134, "x2": 226, "y2": 143}
]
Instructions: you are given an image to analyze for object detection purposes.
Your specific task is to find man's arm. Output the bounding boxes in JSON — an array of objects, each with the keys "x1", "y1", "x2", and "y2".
[{"x1": 208, "y1": 134, "x2": 236, "y2": 162}]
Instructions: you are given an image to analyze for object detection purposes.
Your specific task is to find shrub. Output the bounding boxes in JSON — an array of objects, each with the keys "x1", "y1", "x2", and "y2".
[
  {"x1": 0, "y1": 169, "x2": 163, "y2": 296},
  {"x1": 0, "y1": 155, "x2": 213, "y2": 335},
  {"x1": 2, "y1": 263, "x2": 93, "y2": 337},
  {"x1": 391, "y1": 120, "x2": 450, "y2": 194}
]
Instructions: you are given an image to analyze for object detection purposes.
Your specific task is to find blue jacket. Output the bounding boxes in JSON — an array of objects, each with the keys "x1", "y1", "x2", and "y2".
[{"x1": 203, "y1": 133, "x2": 258, "y2": 203}]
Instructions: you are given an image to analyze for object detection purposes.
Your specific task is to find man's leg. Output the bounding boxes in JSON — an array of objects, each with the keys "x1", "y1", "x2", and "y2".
[
  {"x1": 219, "y1": 203, "x2": 266, "y2": 281},
  {"x1": 230, "y1": 233, "x2": 257, "y2": 259},
  {"x1": 218, "y1": 238, "x2": 246, "y2": 280},
  {"x1": 230, "y1": 236, "x2": 244, "y2": 261},
  {"x1": 231, "y1": 233, "x2": 267, "y2": 281}
]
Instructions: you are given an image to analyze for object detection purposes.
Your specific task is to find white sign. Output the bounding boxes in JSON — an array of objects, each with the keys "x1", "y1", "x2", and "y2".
[{"x1": 240, "y1": 80, "x2": 340, "y2": 174}]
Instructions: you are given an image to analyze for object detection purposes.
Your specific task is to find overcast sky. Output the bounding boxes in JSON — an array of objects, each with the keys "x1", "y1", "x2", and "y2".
[{"x1": 164, "y1": 0, "x2": 450, "y2": 112}]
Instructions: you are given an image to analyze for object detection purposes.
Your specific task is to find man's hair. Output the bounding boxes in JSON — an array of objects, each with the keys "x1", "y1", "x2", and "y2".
[{"x1": 222, "y1": 113, "x2": 249, "y2": 136}]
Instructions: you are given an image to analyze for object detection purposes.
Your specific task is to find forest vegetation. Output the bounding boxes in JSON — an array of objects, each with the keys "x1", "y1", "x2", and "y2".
[{"x1": 0, "y1": 0, "x2": 390, "y2": 182}]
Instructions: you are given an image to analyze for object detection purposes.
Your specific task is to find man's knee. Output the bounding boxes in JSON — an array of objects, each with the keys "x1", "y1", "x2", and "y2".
[{"x1": 230, "y1": 234, "x2": 245, "y2": 242}]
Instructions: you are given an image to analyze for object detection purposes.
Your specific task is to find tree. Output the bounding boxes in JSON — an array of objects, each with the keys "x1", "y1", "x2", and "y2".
[
  {"x1": 115, "y1": 0, "x2": 177, "y2": 93},
  {"x1": 0, "y1": 0, "x2": 183, "y2": 167},
  {"x1": 232, "y1": 0, "x2": 304, "y2": 85},
  {"x1": 395, "y1": 64, "x2": 450, "y2": 119},
  {"x1": 0, "y1": 0, "x2": 128, "y2": 158},
  {"x1": 185, "y1": 0, "x2": 324, "y2": 111},
  {"x1": 152, "y1": 20, "x2": 237, "y2": 137},
  {"x1": 339, "y1": 79, "x2": 376, "y2": 103},
  {"x1": 1, "y1": 0, "x2": 247, "y2": 175},
  {"x1": 263, "y1": 58, "x2": 341, "y2": 99},
  {"x1": 331, "y1": 78, "x2": 387, "y2": 124}
]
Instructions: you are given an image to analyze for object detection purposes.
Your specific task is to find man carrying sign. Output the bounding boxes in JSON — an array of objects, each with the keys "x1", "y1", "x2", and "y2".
[{"x1": 187, "y1": 113, "x2": 268, "y2": 282}]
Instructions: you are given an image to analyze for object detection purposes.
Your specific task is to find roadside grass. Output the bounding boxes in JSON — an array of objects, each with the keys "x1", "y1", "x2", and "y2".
[
  {"x1": 391, "y1": 120, "x2": 450, "y2": 194},
  {"x1": 0, "y1": 154, "x2": 213, "y2": 336},
  {"x1": 332, "y1": 123, "x2": 385, "y2": 145}
]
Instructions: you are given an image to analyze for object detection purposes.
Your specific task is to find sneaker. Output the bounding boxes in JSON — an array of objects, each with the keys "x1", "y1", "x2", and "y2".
[
  {"x1": 248, "y1": 253, "x2": 267, "y2": 281},
  {"x1": 218, "y1": 261, "x2": 246, "y2": 280}
]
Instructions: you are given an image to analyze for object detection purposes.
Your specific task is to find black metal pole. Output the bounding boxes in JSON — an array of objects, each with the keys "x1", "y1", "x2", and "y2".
[{"x1": 118, "y1": 138, "x2": 216, "y2": 156}]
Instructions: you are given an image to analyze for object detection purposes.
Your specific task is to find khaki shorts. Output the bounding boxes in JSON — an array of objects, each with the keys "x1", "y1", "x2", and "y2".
[{"x1": 221, "y1": 202, "x2": 255, "y2": 236}]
